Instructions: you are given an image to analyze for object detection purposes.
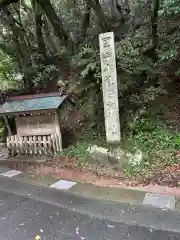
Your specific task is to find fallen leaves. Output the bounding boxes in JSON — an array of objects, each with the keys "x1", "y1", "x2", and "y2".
[
  {"x1": 35, "y1": 235, "x2": 41, "y2": 240},
  {"x1": 76, "y1": 226, "x2": 79, "y2": 234},
  {"x1": 150, "y1": 164, "x2": 180, "y2": 187},
  {"x1": 165, "y1": 164, "x2": 180, "y2": 172}
]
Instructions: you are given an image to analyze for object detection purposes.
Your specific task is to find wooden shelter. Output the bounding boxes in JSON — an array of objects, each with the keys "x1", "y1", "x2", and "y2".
[{"x1": 0, "y1": 92, "x2": 68, "y2": 155}]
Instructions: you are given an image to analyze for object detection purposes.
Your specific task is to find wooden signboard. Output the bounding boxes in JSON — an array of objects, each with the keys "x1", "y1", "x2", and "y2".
[{"x1": 15, "y1": 114, "x2": 56, "y2": 136}]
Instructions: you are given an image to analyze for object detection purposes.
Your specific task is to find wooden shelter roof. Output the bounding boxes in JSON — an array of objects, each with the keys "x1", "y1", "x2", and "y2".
[{"x1": 0, "y1": 92, "x2": 67, "y2": 116}]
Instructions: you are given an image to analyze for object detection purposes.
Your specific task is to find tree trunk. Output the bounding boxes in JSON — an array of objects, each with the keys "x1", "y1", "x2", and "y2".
[
  {"x1": 0, "y1": 92, "x2": 12, "y2": 136},
  {"x1": 32, "y1": 0, "x2": 46, "y2": 55},
  {"x1": 80, "y1": 2, "x2": 91, "y2": 41},
  {"x1": 3, "y1": 116, "x2": 12, "y2": 136},
  {"x1": 0, "y1": 0, "x2": 18, "y2": 7},
  {"x1": 43, "y1": 17, "x2": 57, "y2": 54},
  {"x1": 1, "y1": 7, "x2": 34, "y2": 91},
  {"x1": 88, "y1": 0, "x2": 107, "y2": 31},
  {"x1": 36, "y1": 0, "x2": 73, "y2": 52},
  {"x1": 151, "y1": 0, "x2": 160, "y2": 62}
]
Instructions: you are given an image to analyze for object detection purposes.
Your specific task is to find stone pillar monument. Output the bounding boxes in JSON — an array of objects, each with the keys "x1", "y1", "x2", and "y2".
[{"x1": 99, "y1": 32, "x2": 121, "y2": 143}]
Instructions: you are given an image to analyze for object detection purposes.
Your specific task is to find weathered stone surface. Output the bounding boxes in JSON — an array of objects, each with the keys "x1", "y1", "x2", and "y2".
[
  {"x1": 87, "y1": 145, "x2": 129, "y2": 170},
  {"x1": 87, "y1": 145, "x2": 143, "y2": 170},
  {"x1": 99, "y1": 32, "x2": 121, "y2": 143}
]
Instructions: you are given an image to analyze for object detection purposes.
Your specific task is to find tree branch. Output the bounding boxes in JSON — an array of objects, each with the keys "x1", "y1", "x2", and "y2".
[
  {"x1": 36, "y1": 0, "x2": 73, "y2": 52},
  {"x1": 0, "y1": 0, "x2": 18, "y2": 8},
  {"x1": 31, "y1": 0, "x2": 46, "y2": 55},
  {"x1": 80, "y1": 1, "x2": 91, "y2": 41},
  {"x1": 88, "y1": 0, "x2": 107, "y2": 31},
  {"x1": 1, "y1": 7, "x2": 35, "y2": 90},
  {"x1": 151, "y1": 0, "x2": 160, "y2": 61}
]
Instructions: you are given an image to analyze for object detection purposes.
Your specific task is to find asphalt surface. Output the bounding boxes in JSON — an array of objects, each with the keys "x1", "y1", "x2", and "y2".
[{"x1": 0, "y1": 178, "x2": 180, "y2": 239}]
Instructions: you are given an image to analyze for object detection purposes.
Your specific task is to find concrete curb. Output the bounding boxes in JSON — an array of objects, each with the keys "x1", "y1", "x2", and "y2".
[
  {"x1": 0, "y1": 166, "x2": 180, "y2": 211},
  {"x1": 1, "y1": 167, "x2": 180, "y2": 239},
  {"x1": 0, "y1": 175, "x2": 180, "y2": 238},
  {"x1": 0, "y1": 176, "x2": 180, "y2": 239}
]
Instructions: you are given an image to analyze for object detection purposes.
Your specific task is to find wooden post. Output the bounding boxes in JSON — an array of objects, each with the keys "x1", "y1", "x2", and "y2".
[
  {"x1": 47, "y1": 135, "x2": 52, "y2": 155},
  {"x1": 54, "y1": 112, "x2": 63, "y2": 152},
  {"x1": 51, "y1": 134, "x2": 56, "y2": 154},
  {"x1": 38, "y1": 136, "x2": 42, "y2": 155},
  {"x1": 11, "y1": 135, "x2": 15, "y2": 156},
  {"x1": 33, "y1": 136, "x2": 37, "y2": 155},
  {"x1": 99, "y1": 32, "x2": 121, "y2": 143},
  {"x1": 0, "y1": 92, "x2": 12, "y2": 136}
]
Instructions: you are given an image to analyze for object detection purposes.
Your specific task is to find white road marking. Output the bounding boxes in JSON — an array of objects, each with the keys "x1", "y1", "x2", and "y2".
[
  {"x1": 50, "y1": 180, "x2": 77, "y2": 190},
  {"x1": 143, "y1": 193, "x2": 175, "y2": 209},
  {"x1": 1, "y1": 170, "x2": 21, "y2": 178}
]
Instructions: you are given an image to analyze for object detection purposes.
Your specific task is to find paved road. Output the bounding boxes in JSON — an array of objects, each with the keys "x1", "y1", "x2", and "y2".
[
  {"x1": 0, "y1": 190, "x2": 131, "y2": 240},
  {"x1": 0, "y1": 179, "x2": 180, "y2": 239}
]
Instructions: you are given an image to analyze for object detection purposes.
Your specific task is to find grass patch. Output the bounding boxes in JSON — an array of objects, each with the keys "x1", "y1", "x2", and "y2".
[
  {"x1": 122, "y1": 117, "x2": 180, "y2": 182},
  {"x1": 57, "y1": 118, "x2": 180, "y2": 185},
  {"x1": 58, "y1": 141, "x2": 89, "y2": 163},
  {"x1": 57, "y1": 130, "x2": 106, "y2": 166}
]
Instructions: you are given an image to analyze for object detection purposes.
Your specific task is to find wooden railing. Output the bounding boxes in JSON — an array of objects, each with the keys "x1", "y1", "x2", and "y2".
[{"x1": 7, "y1": 134, "x2": 62, "y2": 156}]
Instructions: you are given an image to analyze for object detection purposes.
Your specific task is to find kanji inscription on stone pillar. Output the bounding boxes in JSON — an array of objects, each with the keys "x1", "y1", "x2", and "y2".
[{"x1": 99, "y1": 32, "x2": 121, "y2": 143}]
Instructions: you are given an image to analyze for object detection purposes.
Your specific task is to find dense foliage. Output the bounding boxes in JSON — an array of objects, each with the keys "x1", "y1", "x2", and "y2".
[
  {"x1": 0, "y1": 0, "x2": 180, "y2": 132},
  {"x1": 1, "y1": 0, "x2": 180, "y2": 184}
]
